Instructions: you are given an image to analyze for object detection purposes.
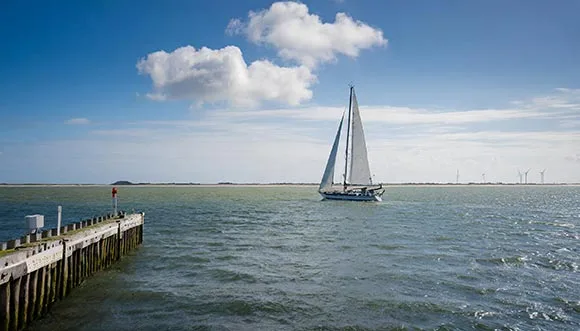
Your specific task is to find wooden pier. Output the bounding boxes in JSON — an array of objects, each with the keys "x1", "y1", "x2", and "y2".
[{"x1": 0, "y1": 212, "x2": 144, "y2": 331}]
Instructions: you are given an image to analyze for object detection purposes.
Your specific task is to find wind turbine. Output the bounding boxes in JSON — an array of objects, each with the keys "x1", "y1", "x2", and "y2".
[
  {"x1": 517, "y1": 170, "x2": 523, "y2": 184},
  {"x1": 482, "y1": 173, "x2": 486, "y2": 184},
  {"x1": 456, "y1": 169, "x2": 459, "y2": 184},
  {"x1": 524, "y1": 169, "x2": 531, "y2": 184},
  {"x1": 539, "y1": 169, "x2": 546, "y2": 184}
]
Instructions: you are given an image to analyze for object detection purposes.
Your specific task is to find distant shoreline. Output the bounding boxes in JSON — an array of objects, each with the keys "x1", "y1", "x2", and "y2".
[{"x1": 0, "y1": 183, "x2": 578, "y2": 187}]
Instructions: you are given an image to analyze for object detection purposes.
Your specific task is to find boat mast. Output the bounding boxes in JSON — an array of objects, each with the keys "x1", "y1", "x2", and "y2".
[{"x1": 343, "y1": 85, "x2": 353, "y2": 191}]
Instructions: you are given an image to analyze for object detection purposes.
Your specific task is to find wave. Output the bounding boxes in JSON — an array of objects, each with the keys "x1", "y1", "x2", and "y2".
[
  {"x1": 475, "y1": 256, "x2": 529, "y2": 267},
  {"x1": 208, "y1": 268, "x2": 258, "y2": 283},
  {"x1": 370, "y1": 244, "x2": 405, "y2": 250}
]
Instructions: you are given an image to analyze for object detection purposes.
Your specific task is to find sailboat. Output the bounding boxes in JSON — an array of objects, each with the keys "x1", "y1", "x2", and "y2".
[{"x1": 318, "y1": 85, "x2": 385, "y2": 201}]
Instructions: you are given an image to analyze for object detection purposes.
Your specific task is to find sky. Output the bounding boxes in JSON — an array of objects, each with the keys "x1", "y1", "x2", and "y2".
[{"x1": 0, "y1": 0, "x2": 579, "y2": 184}]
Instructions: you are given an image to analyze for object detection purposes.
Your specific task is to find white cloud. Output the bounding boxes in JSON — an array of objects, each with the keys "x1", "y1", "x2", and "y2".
[
  {"x1": 516, "y1": 88, "x2": 580, "y2": 110},
  {"x1": 137, "y1": 45, "x2": 315, "y2": 107},
  {"x1": 65, "y1": 118, "x2": 91, "y2": 125},
  {"x1": 565, "y1": 153, "x2": 580, "y2": 163},
  {"x1": 205, "y1": 87, "x2": 580, "y2": 126},
  {"x1": 210, "y1": 106, "x2": 549, "y2": 125},
  {"x1": 554, "y1": 87, "x2": 580, "y2": 94},
  {"x1": 227, "y1": 1, "x2": 387, "y2": 68},
  {"x1": 560, "y1": 119, "x2": 580, "y2": 128},
  {"x1": 5, "y1": 118, "x2": 580, "y2": 184},
  {"x1": 138, "y1": 2, "x2": 385, "y2": 107},
  {"x1": 367, "y1": 132, "x2": 580, "y2": 184},
  {"x1": 5, "y1": 88, "x2": 580, "y2": 184},
  {"x1": 91, "y1": 129, "x2": 158, "y2": 137},
  {"x1": 107, "y1": 93, "x2": 579, "y2": 184}
]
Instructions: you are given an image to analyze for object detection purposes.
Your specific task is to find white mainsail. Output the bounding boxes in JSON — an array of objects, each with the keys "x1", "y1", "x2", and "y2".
[
  {"x1": 348, "y1": 90, "x2": 373, "y2": 186},
  {"x1": 319, "y1": 112, "x2": 345, "y2": 191}
]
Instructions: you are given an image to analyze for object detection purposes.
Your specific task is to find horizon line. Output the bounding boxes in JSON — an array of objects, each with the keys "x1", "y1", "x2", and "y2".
[{"x1": 1, "y1": 182, "x2": 579, "y2": 186}]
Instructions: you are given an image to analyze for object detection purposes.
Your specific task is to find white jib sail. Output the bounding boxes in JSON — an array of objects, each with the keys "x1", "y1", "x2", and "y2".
[
  {"x1": 348, "y1": 90, "x2": 373, "y2": 186},
  {"x1": 319, "y1": 112, "x2": 345, "y2": 191}
]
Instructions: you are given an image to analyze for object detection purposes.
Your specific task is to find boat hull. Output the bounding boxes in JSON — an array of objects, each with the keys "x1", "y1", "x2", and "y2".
[{"x1": 319, "y1": 191, "x2": 383, "y2": 202}]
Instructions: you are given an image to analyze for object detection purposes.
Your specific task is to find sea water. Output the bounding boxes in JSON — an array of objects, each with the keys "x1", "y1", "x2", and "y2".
[{"x1": 0, "y1": 185, "x2": 578, "y2": 330}]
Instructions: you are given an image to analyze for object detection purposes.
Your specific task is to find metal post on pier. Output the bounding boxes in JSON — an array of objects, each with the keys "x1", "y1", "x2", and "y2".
[
  {"x1": 112, "y1": 187, "x2": 118, "y2": 215},
  {"x1": 57, "y1": 206, "x2": 62, "y2": 236}
]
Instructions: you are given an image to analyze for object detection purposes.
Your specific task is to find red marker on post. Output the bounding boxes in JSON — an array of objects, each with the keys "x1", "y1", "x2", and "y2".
[{"x1": 112, "y1": 187, "x2": 118, "y2": 215}]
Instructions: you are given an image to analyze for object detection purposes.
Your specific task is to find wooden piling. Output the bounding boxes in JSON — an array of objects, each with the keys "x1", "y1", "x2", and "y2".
[
  {"x1": 50, "y1": 263, "x2": 57, "y2": 305},
  {"x1": 28, "y1": 271, "x2": 37, "y2": 323},
  {"x1": 43, "y1": 266, "x2": 51, "y2": 315},
  {"x1": 18, "y1": 274, "x2": 29, "y2": 329},
  {"x1": 8, "y1": 276, "x2": 19, "y2": 331},
  {"x1": 1, "y1": 283, "x2": 9, "y2": 331},
  {"x1": 37, "y1": 267, "x2": 45, "y2": 318}
]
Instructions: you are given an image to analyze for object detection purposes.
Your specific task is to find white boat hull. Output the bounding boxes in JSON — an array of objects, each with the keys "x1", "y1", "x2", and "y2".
[{"x1": 319, "y1": 191, "x2": 383, "y2": 202}]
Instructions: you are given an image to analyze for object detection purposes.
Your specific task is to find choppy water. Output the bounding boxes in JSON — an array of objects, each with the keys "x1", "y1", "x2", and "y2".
[{"x1": 1, "y1": 185, "x2": 579, "y2": 330}]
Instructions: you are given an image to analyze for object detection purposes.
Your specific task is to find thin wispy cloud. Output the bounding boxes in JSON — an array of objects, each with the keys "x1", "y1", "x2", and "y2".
[
  {"x1": 515, "y1": 88, "x2": 580, "y2": 110},
  {"x1": 191, "y1": 88, "x2": 580, "y2": 129},
  {"x1": 90, "y1": 87, "x2": 577, "y2": 184},
  {"x1": 565, "y1": 154, "x2": 580, "y2": 163},
  {"x1": 559, "y1": 119, "x2": 580, "y2": 128},
  {"x1": 7, "y1": 111, "x2": 580, "y2": 183},
  {"x1": 214, "y1": 106, "x2": 547, "y2": 124},
  {"x1": 65, "y1": 118, "x2": 91, "y2": 125},
  {"x1": 48, "y1": 88, "x2": 571, "y2": 184},
  {"x1": 90, "y1": 128, "x2": 158, "y2": 137}
]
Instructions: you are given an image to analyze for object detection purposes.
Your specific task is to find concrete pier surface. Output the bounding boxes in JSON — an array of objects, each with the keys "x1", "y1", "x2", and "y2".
[{"x1": 0, "y1": 212, "x2": 144, "y2": 331}]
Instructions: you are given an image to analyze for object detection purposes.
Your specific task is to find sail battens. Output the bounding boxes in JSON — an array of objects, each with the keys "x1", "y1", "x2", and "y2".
[
  {"x1": 319, "y1": 112, "x2": 345, "y2": 191},
  {"x1": 348, "y1": 91, "x2": 373, "y2": 186}
]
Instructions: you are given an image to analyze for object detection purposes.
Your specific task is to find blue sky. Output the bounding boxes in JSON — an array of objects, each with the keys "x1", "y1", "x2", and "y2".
[{"x1": 1, "y1": 0, "x2": 579, "y2": 184}]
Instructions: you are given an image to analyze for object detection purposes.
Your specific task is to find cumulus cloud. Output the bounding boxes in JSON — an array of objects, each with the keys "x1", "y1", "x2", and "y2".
[
  {"x1": 227, "y1": 1, "x2": 387, "y2": 68},
  {"x1": 137, "y1": 45, "x2": 315, "y2": 107},
  {"x1": 138, "y1": 2, "x2": 385, "y2": 107},
  {"x1": 65, "y1": 118, "x2": 90, "y2": 125}
]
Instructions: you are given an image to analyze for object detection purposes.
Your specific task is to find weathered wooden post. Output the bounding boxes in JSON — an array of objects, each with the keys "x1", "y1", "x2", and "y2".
[
  {"x1": 19, "y1": 274, "x2": 29, "y2": 329},
  {"x1": 9, "y1": 277, "x2": 20, "y2": 331},
  {"x1": 1, "y1": 282, "x2": 10, "y2": 331}
]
